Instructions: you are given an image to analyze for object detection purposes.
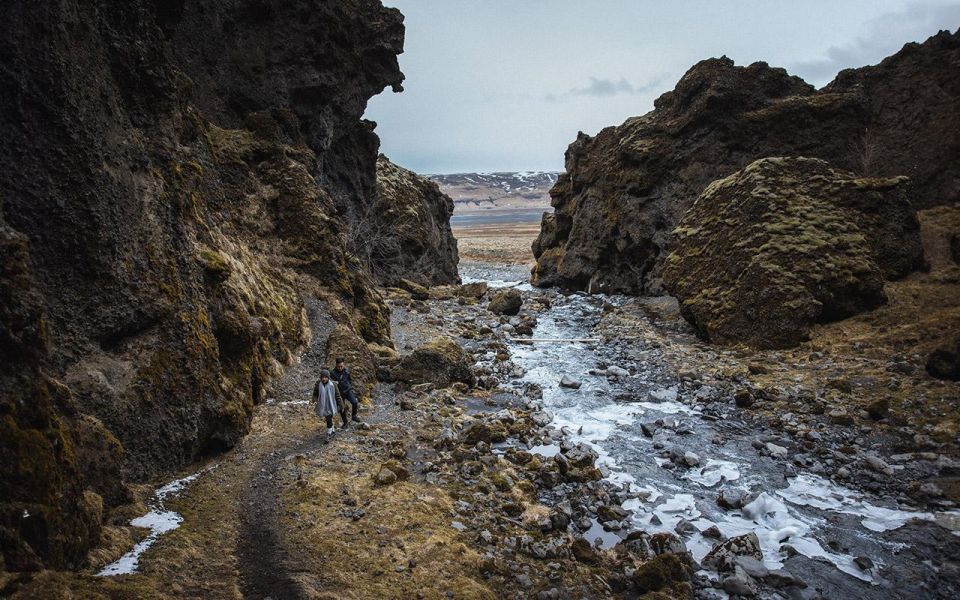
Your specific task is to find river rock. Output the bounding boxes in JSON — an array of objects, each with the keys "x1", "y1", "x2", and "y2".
[
  {"x1": 866, "y1": 398, "x2": 890, "y2": 420},
  {"x1": 559, "y1": 375, "x2": 582, "y2": 389},
  {"x1": 765, "y1": 442, "x2": 789, "y2": 459},
  {"x1": 606, "y1": 365, "x2": 630, "y2": 378},
  {"x1": 722, "y1": 565, "x2": 759, "y2": 597},
  {"x1": 488, "y1": 289, "x2": 523, "y2": 316},
  {"x1": 461, "y1": 420, "x2": 508, "y2": 445},
  {"x1": 458, "y1": 281, "x2": 489, "y2": 299},
  {"x1": 397, "y1": 277, "x2": 430, "y2": 300},
  {"x1": 734, "y1": 556, "x2": 769, "y2": 579},
  {"x1": 683, "y1": 451, "x2": 701, "y2": 467},
  {"x1": 864, "y1": 455, "x2": 894, "y2": 475},
  {"x1": 565, "y1": 443, "x2": 599, "y2": 468},
  {"x1": 702, "y1": 532, "x2": 763, "y2": 572},
  {"x1": 663, "y1": 157, "x2": 920, "y2": 349},
  {"x1": 631, "y1": 552, "x2": 693, "y2": 595}
]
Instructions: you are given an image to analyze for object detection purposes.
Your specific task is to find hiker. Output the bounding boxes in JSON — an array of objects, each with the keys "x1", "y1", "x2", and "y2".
[
  {"x1": 313, "y1": 369, "x2": 347, "y2": 435},
  {"x1": 331, "y1": 358, "x2": 361, "y2": 423}
]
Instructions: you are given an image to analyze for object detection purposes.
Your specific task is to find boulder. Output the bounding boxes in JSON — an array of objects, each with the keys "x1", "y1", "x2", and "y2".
[
  {"x1": 397, "y1": 278, "x2": 430, "y2": 300},
  {"x1": 533, "y1": 32, "x2": 958, "y2": 294},
  {"x1": 488, "y1": 289, "x2": 523, "y2": 316},
  {"x1": 926, "y1": 337, "x2": 960, "y2": 381},
  {"x1": 664, "y1": 157, "x2": 921, "y2": 349},
  {"x1": 458, "y1": 281, "x2": 489, "y2": 299},
  {"x1": 393, "y1": 337, "x2": 474, "y2": 387},
  {"x1": 702, "y1": 533, "x2": 763, "y2": 572},
  {"x1": 632, "y1": 552, "x2": 693, "y2": 595},
  {"x1": 461, "y1": 420, "x2": 508, "y2": 445},
  {"x1": 367, "y1": 156, "x2": 460, "y2": 286}
]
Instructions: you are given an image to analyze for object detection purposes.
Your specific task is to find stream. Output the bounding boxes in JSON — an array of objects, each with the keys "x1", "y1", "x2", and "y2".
[{"x1": 462, "y1": 261, "x2": 960, "y2": 598}]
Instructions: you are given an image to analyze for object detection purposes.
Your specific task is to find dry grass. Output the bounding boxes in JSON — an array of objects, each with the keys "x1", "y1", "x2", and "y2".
[
  {"x1": 454, "y1": 223, "x2": 540, "y2": 265},
  {"x1": 279, "y1": 432, "x2": 495, "y2": 599}
]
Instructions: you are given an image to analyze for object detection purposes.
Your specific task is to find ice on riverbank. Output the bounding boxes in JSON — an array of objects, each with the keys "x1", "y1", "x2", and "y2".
[{"x1": 97, "y1": 469, "x2": 208, "y2": 576}]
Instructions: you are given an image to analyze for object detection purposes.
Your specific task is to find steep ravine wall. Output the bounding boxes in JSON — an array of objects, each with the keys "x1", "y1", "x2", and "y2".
[
  {"x1": 532, "y1": 29, "x2": 960, "y2": 296},
  {"x1": 0, "y1": 0, "x2": 451, "y2": 571}
]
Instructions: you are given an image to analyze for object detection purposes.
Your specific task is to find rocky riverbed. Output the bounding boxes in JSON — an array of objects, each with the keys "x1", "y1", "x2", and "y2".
[
  {"x1": 7, "y1": 261, "x2": 958, "y2": 599},
  {"x1": 453, "y1": 262, "x2": 960, "y2": 599}
]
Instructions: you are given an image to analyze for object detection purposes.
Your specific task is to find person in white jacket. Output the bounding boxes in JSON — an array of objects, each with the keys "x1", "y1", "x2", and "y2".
[{"x1": 313, "y1": 369, "x2": 345, "y2": 435}]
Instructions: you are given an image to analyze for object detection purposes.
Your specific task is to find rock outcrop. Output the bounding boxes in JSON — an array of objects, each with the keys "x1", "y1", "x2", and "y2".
[
  {"x1": 0, "y1": 0, "x2": 430, "y2": 570},
  {"x1": 532, "y1": 29, "x2": 959, "y2": 295},
  {"x1": 662, "y1": 157, "x2": 922, "y2": 348},
  {"x1": 927, "y1": 337, "x2": 960, "y2": 381},
  {"x1": 393, "y1": 338, "x2": 475, "y2": 387},
  {"x1": 364, "y1": 155, "x2": 460, "y2": 286}
]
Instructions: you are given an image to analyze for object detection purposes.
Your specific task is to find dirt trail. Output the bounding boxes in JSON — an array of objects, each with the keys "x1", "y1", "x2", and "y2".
[{"x1": 235, "y1": 297, "x2": 349, "y2": 600}]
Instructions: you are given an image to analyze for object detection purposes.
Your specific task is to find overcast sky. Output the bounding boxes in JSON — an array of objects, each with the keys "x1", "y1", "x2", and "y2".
[{"x1": 365, "y1": 1, "x2": 960, "y2": 174}]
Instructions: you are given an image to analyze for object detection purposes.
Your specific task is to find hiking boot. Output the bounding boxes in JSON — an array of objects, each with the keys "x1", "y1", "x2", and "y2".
[
  {"x1": 326, "y1": 427, "x2": 335, "y2": 436},
  {"x1": 352, "y1": 416, "x2": 361, "y2": 423}
]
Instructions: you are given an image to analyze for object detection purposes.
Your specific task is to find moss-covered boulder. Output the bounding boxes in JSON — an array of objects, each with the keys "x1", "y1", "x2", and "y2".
[
  {"x1": 632, "y1": 552, "x2": 694, "y2": 596},
  {"x1": 488, "y1": 289, "x2": 523, "y2": 316},
  {"x1": 393, "y1": 338, "x2": 474, "y2": 387},
  {"x1": 533, "y1": 31, "x2": 959, "y2": 295},
  {"x1": 663, "y1": 157, "x2": 923, "y2": 349},
  {"x1": 360, "y1": 156, "x2": 460, "y2": 287}
]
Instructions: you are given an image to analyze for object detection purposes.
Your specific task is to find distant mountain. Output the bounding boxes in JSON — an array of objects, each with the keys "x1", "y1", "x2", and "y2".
[{"x1": 430, "y1": 171, "x2": 560, "y2": 210}]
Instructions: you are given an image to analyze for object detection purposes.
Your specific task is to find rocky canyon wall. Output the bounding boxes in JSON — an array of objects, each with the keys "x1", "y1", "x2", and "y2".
[
  {"x1": 532, "y1": 30, "x2": 959, "y2": 297},
  {"x1": 0, "y1": 0, "x2": 453, "y2": 570}
]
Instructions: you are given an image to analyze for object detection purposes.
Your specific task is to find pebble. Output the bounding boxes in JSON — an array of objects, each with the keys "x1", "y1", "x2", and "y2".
[{"x1": 766, "y1": 442, "x2": 789, "y2": 459}]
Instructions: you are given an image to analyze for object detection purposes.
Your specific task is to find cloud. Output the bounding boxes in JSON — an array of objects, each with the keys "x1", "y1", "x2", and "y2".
[
  {"x1": 545, "y1": 75, "x2": 666, "y2": 102},
  {"x1": 790, "y1": 2, "x2": 960, "y2": 85}
]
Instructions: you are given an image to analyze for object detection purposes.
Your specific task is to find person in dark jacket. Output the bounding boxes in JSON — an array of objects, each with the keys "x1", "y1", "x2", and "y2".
[{"x1": 331, "y1": 358, "x2": 361, "y2": 422}]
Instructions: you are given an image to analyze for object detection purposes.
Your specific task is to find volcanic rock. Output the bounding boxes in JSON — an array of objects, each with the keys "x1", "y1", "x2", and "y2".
[
  {"x1": 369, "y1": 156, "x2": 460, "y2": 286},
  {"x1": 532, "y1": 30, "x2": 959, "y2": 294},
  {"x1": 702, "y1": 533, "x2": 763, "y2": 572},
  {"x1": 663, "y1": 157, "x2": 921, "y2": 348},
  {"x1": 488, "y1": 289, "x2": 523, "y2": 316},
  {"x1": 393, "y1": 338, "x2": 475, "y2": 387},
  {"x1": 0, "y1": 0, "x2": 423, "y2": 569},
  {"x1": 926, "y1": 337, "x2": 960, "y2": 381}
]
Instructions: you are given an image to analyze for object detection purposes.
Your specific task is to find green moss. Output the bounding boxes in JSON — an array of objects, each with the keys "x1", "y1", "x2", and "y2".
[
  {"x1": 197, "y1": 248, "x2": 231, "y2": 282},
  {"x1": 632, "y1": 553, "x2": 692, "y2": 594}
]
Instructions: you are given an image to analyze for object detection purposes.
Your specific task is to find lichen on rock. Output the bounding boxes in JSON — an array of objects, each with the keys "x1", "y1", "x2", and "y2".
[{"x1": 662, "y1": 157, "x2": 922, "y2": 349}]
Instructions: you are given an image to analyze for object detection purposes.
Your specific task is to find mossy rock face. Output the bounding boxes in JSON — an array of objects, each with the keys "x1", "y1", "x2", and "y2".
[
  {"x1": 0, "y1": 226, "x2": 100, "y2": 570},
  {"x1": 0, "y1": 0, "x2": 406, "y2": 570},
  {"x1": 533, "y1": 31, "x2": 958, "y2": 294},
  {"x1": 663, "y1": 157, "x2": 923, "y2": 349},
  {"x1": 364, "y1": 155, "x2": 460, "y2": 287},
  {"x1": 393, "y1": 338, "x2": 475, "y2": 387}
]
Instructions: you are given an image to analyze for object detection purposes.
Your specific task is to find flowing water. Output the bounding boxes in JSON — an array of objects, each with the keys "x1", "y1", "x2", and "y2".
[{"x1": 461, "y1": 262, "x2": 960, "y2": 597}]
